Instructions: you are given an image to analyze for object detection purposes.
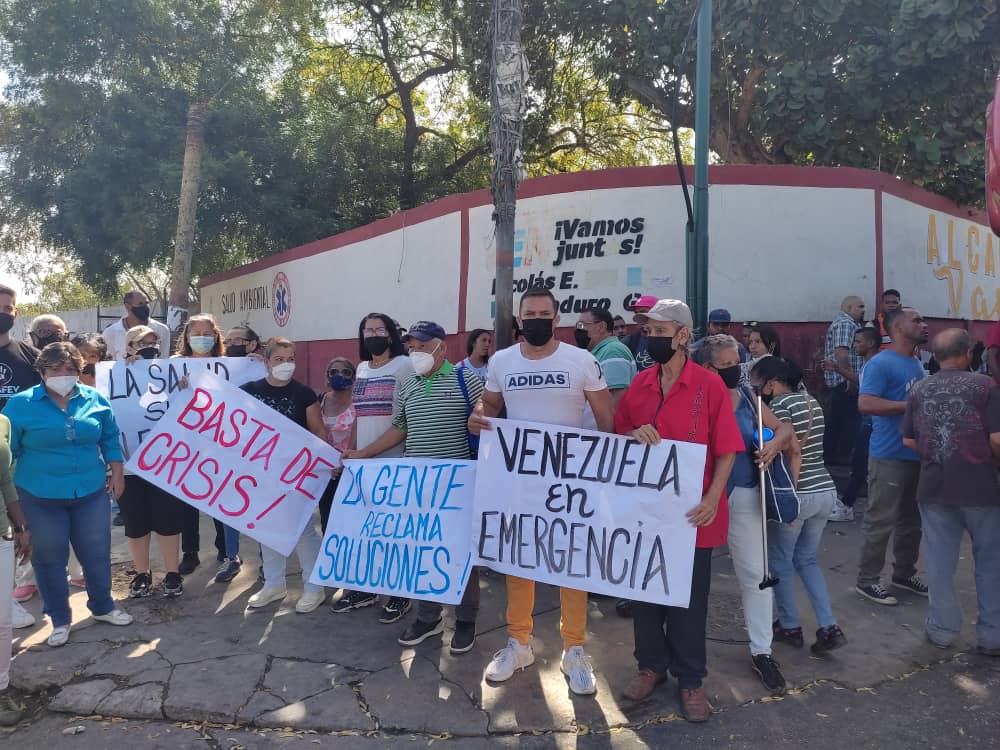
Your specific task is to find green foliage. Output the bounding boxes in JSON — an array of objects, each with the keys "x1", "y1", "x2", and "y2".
[{"x1": 564, "y1": 0, "x2": 1000, "y2": 206}]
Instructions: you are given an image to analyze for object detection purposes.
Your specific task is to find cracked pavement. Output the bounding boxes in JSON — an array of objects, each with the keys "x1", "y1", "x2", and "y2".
[{"x1": 4, "y1": 503, "x2": 999, "y2": 746}]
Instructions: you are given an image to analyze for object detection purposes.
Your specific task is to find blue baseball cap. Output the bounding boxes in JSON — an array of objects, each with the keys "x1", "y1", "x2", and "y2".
[
  {"x1": 402, "y1": 321, "x2": 446, "y2": 342},
  {"x1": 708, "y1": 308, "x2": 732, "y2": 323}
]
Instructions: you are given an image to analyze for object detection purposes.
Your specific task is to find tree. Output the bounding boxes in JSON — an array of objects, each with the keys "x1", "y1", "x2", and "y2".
[{"x1": 565, "y1": 0, "x2": 1000, "y2": 206}]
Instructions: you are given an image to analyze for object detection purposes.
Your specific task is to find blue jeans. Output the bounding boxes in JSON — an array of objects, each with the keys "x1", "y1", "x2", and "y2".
[
  {"x1": 18, "y1": 486, "x2": 116, "y2": 627},
  {"x1": 920, "y1": 504, "x2": 1000, "y2": 650},
  {"x1": 768, "y1": 489, "x2": 837, "y2": 630}
]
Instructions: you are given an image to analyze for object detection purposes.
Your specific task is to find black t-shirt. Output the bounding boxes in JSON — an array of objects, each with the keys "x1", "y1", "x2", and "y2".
[
  {"x1": 0, "y1": 340, "x2": 40, "y2": 411},
  {"x1": 240, "y1": 378, "x2": 318, "y2": 428}
]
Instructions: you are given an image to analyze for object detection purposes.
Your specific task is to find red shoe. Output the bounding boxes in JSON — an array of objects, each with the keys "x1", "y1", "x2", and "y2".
[
  {"x1": 69, "y1": 578, "x2": 87, "y2": 589},
  {"x1": 13, "y1": 584, "x2": 38, "y2": 602}
]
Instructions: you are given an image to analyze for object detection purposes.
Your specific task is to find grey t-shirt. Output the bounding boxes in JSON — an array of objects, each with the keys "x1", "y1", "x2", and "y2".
[{"x1": 902, "y1": 369, "x2": 1000, "y2": 507}]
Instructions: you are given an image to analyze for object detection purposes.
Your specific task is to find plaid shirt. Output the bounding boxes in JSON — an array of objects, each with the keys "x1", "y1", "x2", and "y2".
[{"x1": 824, "y1": 312, "x2": 863, "y2": 388}]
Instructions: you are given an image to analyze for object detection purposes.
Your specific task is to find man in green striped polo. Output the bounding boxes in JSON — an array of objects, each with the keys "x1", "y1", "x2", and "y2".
[{"x1": 348, "y1": 320, "x2": 484, "y2": 654}]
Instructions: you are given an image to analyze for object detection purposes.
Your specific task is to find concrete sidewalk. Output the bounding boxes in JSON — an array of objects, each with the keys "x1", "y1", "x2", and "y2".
[{"x1": 5, "y1": 505, "x2": 994, "y2": 742}]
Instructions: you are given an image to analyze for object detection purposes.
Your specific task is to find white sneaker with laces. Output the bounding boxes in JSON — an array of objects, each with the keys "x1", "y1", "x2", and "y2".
[
  {"x1": 828, "y1": 499, "x2": 854, "y2": 522},
  {"x1": 93, "y1": 608, "x2": 133, "y2": 626},
  {"x1": 247, "y1": 587, "x2": 287, "y2": 609},
  {"x1": 295, "y1": 591, "x2": 326, "y2": 613},
  {"x1": 484, "y1": 637, "x2": 535, "y2": 682},
  {"x1": 561, "y1": 645, "x2": 597, "y2": 695},
  {"x1": 12, "y1": 600, "x2": 35, "y2": 629},
  {"x1": 47, "y1": 625, "x2": 71, "y2": 648}
]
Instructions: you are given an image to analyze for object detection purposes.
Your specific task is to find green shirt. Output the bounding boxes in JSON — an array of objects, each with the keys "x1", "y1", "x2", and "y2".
[
  {"x1": 392, "y1": 360, "x2": 484, "y2": 459},
  {"x1": 591, "y1": 336, "x2": 637, "y2": 390}
]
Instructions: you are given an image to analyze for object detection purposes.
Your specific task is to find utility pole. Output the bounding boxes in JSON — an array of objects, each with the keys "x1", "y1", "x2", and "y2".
[
  {"x1": 488, "y1": 0, "x2": 526, "y2": 350},
  {"x1": 685, "y1": 0, "x2": 712, "y2": 336},
  {"x1": 168, "y1": 102, "x2": 208, "y2": 335}
]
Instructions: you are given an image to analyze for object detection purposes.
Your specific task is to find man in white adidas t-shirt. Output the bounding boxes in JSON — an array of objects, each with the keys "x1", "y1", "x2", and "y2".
[{"x1": 469, "y1": 288, "x2": 614, "y2": 696}]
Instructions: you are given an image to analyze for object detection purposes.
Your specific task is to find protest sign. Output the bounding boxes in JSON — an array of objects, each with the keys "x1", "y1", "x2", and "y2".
[
  {"x1": 97, "y1": 357, "x2": 266, "y2": 459},
  {"x1": 309, "y1": 458, "x2": 476, "y2": 605},
  {"x1": 473, "y1": 418, "x2": 706, "y2": 607},
  {"x1": 124, "y1": 371, "x2": 339, "y2": 557}
]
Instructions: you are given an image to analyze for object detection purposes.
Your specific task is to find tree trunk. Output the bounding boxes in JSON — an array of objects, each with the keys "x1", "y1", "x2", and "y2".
[
  {"x1": 168, "y1": 102, "x2": 208, "y2": 333},
  {"x1": 489, "y1": 0, "x2": 525, "y2": 351}
]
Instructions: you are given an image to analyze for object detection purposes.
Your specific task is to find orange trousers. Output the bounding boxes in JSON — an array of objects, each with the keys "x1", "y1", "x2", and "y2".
[{"x1": 506, "y1": 574, "x2": 587, "y2": 648}]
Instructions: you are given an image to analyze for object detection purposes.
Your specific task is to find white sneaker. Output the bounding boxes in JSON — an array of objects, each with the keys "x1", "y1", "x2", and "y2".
[
  {"x1": 560, "y1": 645, "x2": 597, "y2": 695},
  {"x1": 247, "y1": 587, "x2": 287, "y2": 609},
  {"x1": 47, "y1": 625, "x2": 71, "y2": 648},
  {"x1": 93, "y1": 608, "x2": 133, "y2": 626},
  {"x1": 12, "y1": 600, "x2": 35, "y2": 629},
  {"x1": 295, "y1": 591, "x2": 326, "y2": 613},
  {"x1": 484, "y1": 637, "x2": 535, "y2": 682},
  {"x1": 828, "y1": 499, "x2": 854, "y2": 522}
]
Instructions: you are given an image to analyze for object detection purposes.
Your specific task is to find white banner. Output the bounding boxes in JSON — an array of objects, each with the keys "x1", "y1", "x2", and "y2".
[
  {"x1": 309, "y1": 458, "x2": 477, "y2": 605},
  {"x1": 97, "y1": 357, "x2": 266, "y2": 460},
  {"x1": 124, "y1": 372, "x2": 339, "y2": 557},
  {"x1": 473, "y1": 418, "x2": 706, "y2": 607}
]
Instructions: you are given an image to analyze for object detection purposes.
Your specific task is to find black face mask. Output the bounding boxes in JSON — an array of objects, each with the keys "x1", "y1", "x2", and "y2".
[
  {"x1": 364, "y1": 336, "x2": 390, "y2": 357},
  {"x1": 573, "y1": 328, "x2": 590, "y2": 349},
  {"x1": 717, "y1": 364, "x2": 742, "y2": 389},
  {"x1": 227, "y1": 344, "x2": 247, "y2": 357},
  {"x1": 137, "y1": 347, "x2": 159, "y2": 360},
  {"x1": 0, "y1": 313, "x2": 13, "y2": 335},
  {"x1": 761, "y1": 392, "x2": 774, "y2": 405},
  {"x1": 646, "y1": 336, "x2": 677, "y2": 364},
  {"x1": 131, "y1": 304, "x2": 150, "y2": 322},
  {"x1": 32, "y1": 333, "x2": 65, "y2": 349},
  {"x1": 520, "y1": 318, "x2": 554, "y2": 347},
  {"x1": 82, "y1": 363, "x2": 96, "y2": 377}
]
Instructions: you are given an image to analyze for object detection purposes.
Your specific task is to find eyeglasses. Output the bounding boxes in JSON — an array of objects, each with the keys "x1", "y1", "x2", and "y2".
[
  {"x1": 65, "y1": 415, "x2": 76, "y2": 442},
  {"x1": 327, "y1": 368, "x2": 354, "y2": 377},
  {"x1": 363, "y1": 327, "x2": 389, "y2": 337},
  {"x1": 226, "y1": 338, "x2": 249, "y2": 346},
  {"x1": 35, "y1": 329, "x2": 66, "y2": 339},
  {"x1": 575, "y1": 322, "x2": 593, "y2": 330}
]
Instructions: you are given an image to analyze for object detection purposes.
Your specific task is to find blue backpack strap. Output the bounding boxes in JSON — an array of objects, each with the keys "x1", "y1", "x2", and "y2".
[{"x1": 455, "y1": 366, "x2": 479, "y2": 457}]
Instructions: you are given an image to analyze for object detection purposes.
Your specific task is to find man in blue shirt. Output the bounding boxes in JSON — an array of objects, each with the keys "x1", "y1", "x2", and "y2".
[{"x1": 856, "y1": 307, "x2": 929, "y2": 605}]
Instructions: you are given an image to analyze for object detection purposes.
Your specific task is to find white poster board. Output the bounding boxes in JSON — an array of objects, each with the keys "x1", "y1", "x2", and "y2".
[{"x1": 473, "y1": 418, "x2": 706, "y2": 607}]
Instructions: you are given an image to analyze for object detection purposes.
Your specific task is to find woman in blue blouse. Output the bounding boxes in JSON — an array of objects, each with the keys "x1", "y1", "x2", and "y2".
[{"x1": 5, "y1": 342, "x2": 133, "y2": 647}]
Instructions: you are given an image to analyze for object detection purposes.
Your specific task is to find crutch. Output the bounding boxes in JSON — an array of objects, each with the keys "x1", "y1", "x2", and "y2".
[{"x1": 756, "y1": 393, "x2": 779, "y2": 591}]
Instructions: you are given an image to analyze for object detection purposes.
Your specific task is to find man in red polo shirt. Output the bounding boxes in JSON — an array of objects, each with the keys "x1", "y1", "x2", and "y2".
[{"x1": 614, "y1": 299, "x2": 743, "y2": 723}]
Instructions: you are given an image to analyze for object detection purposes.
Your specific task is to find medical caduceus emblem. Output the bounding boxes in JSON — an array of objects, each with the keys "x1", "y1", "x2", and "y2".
[{"x1": 272, "y1": 271, "x2": 291, "y2": 327}]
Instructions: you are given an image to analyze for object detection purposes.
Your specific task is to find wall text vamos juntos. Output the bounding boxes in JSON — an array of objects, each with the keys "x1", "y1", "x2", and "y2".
[
  {"x1": 553, "y1": 217, "x2": 645, "y2": 267},
  {"x1": 472, "y1": 419, "x2": 704, "y2": 607}
]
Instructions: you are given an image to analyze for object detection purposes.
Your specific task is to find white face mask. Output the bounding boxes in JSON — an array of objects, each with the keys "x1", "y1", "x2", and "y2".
[
  {"x1": 271, "y1": 362, "x2": 296, "y2": 381},
  {"x1": 409, "y1": 343, "x2": 441, "y2": 377},
  {"x1": 46, "y1": 375, "x2": 79, "y2": 397},
  {"x1": 189, "y1": 335, "x2": 215, "y2": 354}
]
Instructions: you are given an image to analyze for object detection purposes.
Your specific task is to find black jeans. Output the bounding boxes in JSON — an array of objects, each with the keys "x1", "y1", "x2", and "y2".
[
  {"x1": 180, "y1": 505, "x2": 200, "y2": 555},
  {"x1": 841, "y1": 419, "x2": 872, "y2": 506},
  {"x1": 823, "y1": 382, "x2": 859, "y2": 465},
  {"x1": 633, "y1": 547, "x2": 712, "y2": 689},
  {"x1": 318, "y1": 475, "x2": 341, "y2": 534}
]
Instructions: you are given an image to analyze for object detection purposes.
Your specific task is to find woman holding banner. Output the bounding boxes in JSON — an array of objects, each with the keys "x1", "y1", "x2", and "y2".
[
  {"x1": 5, "y1": 342, "x2": 133, "y2": 648},
  {"x1": 332, "y1": 313, "x2": 414, "y2": 623},
  {"x1": 241, "y1": 337, "x2": 328, "y2": 614},
  {"x1": 318, "y1": 357, "x2": 356, "y2": 533},
  {"x1": 119, "y1": 326, "x2": 185, "y2": 599},
  {"x1": 173, "y1": 314, "x2": 243, "y2": 581}
]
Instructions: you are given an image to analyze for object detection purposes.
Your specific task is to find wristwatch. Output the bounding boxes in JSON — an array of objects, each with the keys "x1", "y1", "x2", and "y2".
[{"x1": 11, "y1": 524, "x2": 28, "y2": 533}]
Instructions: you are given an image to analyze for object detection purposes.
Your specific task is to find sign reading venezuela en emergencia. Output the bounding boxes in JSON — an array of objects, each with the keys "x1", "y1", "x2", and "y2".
[
  {"x1": 309, "y1": 458, "x2": 477, "y2": 606},
  {"x1": 125, "y1": 371, "x2": 340, "y2": 557},
  {"x1": 472, "y1": 418, "x2": 706, "y2": 608}
]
